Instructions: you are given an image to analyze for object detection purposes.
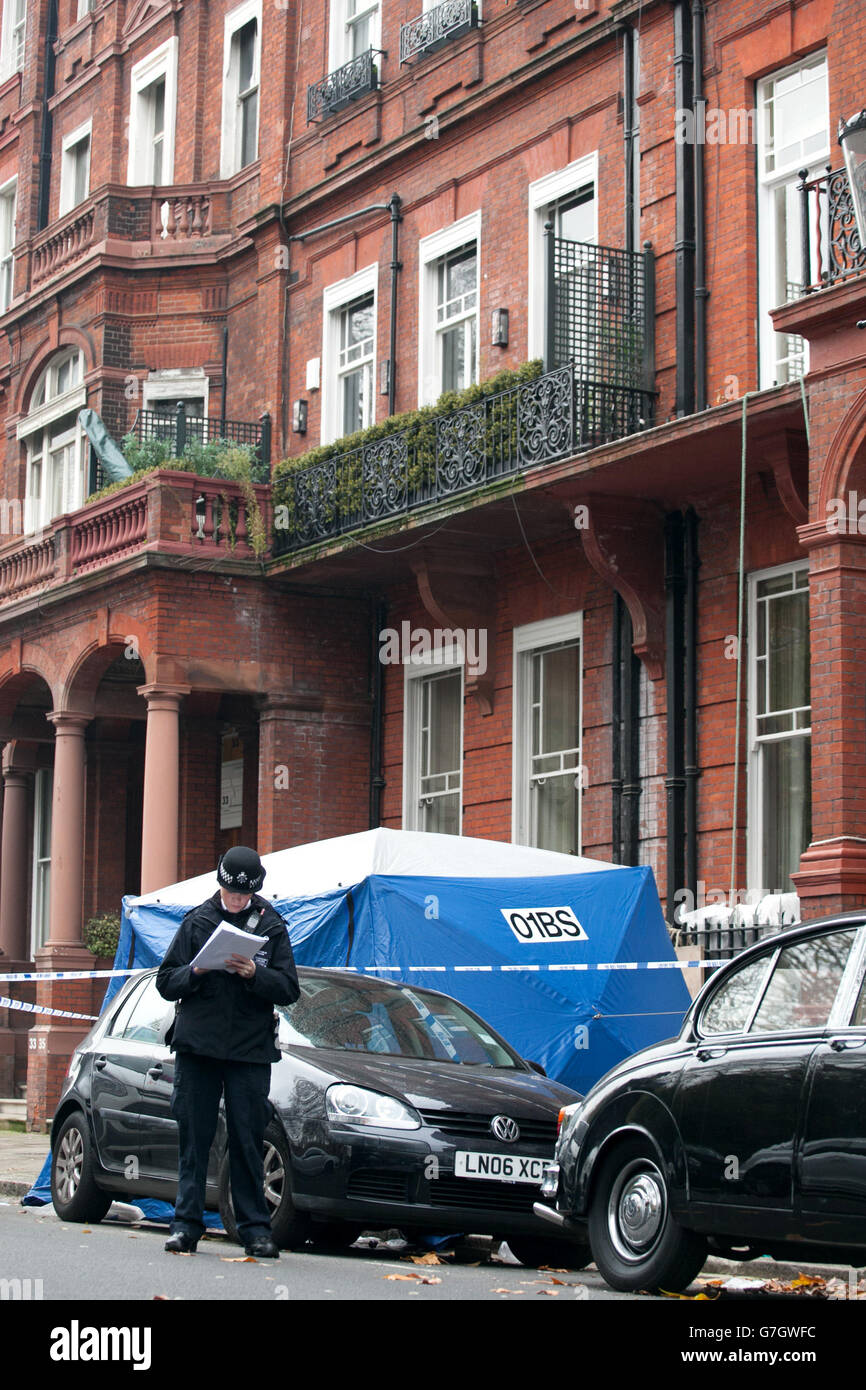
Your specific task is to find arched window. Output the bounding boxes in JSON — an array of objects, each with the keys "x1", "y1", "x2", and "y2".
[{"x1": 18, "y1": 349, "x2": 88, "y2": 531}]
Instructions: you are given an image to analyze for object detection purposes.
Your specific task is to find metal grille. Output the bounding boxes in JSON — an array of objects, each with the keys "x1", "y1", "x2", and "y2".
[
  {"x1": 346, "y1": 1170, "x2": 411, "y2": 1202},
  {"x1": 674, "y1": 919, "x2": 780, "y2": 966},
  {"x1": 133, "y1": 408, "x2": 271, "y2": 482},
  {"x1": 307, "y1": 50, "x2": 378, "y2": 123},
  {"x1": 429, "y1": 1176, "x2": 540, "y2": 1213},
  {"x1": 417, "y1": 1109, "x2": 557, "y2": 1146},
  {"x1": 400, "y1": 0, "x2": 477, "y2": 63}
]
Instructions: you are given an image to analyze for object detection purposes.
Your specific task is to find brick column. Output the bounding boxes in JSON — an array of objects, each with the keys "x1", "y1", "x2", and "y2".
[
  {"x1": 257, "y1": 698, "x2": 297, "y2": 854},
  {"x1": 27, "y1": 713, "x2": 94, "y2": 1131},
  {"x1": 139, "y1": 684, "x2": 189, "y2": 894},
  {"x1": 792, "y1": 524, "x2": 866, "y2": 915}
]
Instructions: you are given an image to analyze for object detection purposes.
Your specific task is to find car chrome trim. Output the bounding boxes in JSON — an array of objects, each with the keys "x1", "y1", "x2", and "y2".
[{"x1": 532, "y1": 1200, "x2": 569, "y2": 1228}]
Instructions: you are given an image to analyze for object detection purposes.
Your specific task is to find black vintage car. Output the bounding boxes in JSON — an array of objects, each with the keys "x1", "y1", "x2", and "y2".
[
  {"x1": 49, "y1": 965, "x2": 589, "y2": 1267},
  {"x1": 534, "y1": 912, "x2": 866, "y2": 1291}
]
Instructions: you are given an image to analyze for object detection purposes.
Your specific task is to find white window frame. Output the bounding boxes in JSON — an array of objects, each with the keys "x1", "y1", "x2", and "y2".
[
  {"x1": 0, "y1": 0, "x2": 26, "y2": 78},
  {"x1": 746, "y1": 560, "x2": 812, "y2": 894},
  {"x1": 31, "y1": 767, "x2": 52, "y2": 955},
  {"x1": 77, "y1": 0, "x2": 95, "y2": 18},
  {"x1": 220, "y1": 0, "x2": 262, "y2": 179},
  {"x1": 328, "y1": 0, "x2": 381, "y2": 72},
  {"x1": 512, "y1": 612, "x2": 583, "y2": 852},
  {"x1": 59, "y1": 120, "x2": 92, "y2": 217},
  {"x1": 128, "y1": 38, "x2": 178, "y2": 187},
  {"x1": 527, "y1": 154, "x2": 598, "y2": 361},
  {"x1": 142, "y1": 368, "x2": 209, "y2": 417},
  {"x1": 18, "y1": 349, "x2": 88, "y2": 532},
  {"x1": 756, "y1": 52, "x2": 829, "y2": 389},
  {"x1": 0, "y1": 175, "x2": 16, "y2": 313},
  {"x1": 403, "y1": 644, "x2": 464, "y2": 835},
  {"x1": 321, "y1": 263, "x2": 378, "y2": 445},
  {"x1": 418, "y1": 211, "x2": 481, "y2": 407}
]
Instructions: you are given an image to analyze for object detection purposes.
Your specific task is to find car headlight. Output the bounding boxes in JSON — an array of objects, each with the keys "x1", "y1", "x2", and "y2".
[
  {"x1": 555, "y1": 1102, "x2": 583, "y2": 1159},
  {"x1": 325, "y1": 1084, "x2": 421, "y2": 1130}
]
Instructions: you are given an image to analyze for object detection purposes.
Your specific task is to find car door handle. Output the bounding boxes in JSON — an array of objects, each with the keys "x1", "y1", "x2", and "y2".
[
  {"x1": 696, "y1": 1047, "x2": 727, "y2": 1061},
  {"x1": 146, "y1": 1063, "x2": 164, "y2": 1078},
  {"x1": 830, "y1": 1037, "x2": 866, "y2": 1052},
  {"x1": 94, "y1": 1056, "x2": 107, "y2": 1070}
]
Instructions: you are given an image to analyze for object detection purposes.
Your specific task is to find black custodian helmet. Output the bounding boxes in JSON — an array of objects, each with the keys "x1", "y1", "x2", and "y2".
[{"x1": 217, "y1": 845, "x2": 266, "y2": 894}]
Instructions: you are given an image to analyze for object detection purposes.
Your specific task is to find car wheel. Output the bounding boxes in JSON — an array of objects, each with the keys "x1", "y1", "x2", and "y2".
[
  {"x1": 306, "y1": 1221, "x2": 365, "y2": 1250},
  {"x1": 218, "y1": 1120, "x2": 309, "y2": 1249},
  {"x1": 506, "y1": 1236, "x2": 592, "y2": 1270},
  {"x1": 588, "y1": 1137, "x2": 707, "y2": 1293},
  {"x1": 50, "y1": 1112, "x2": 112, "y2": 1223}
]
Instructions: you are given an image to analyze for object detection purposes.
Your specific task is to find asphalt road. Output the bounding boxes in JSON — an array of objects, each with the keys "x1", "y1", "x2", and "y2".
[{"x1": 0, "y1": 1201, "x2": 644, "y2": 1302}]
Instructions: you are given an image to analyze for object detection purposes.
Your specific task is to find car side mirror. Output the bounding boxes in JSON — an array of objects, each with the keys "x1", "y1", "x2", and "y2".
[{"x1": 527, "y1": 1060, "x2": 547, "y2": 1077}]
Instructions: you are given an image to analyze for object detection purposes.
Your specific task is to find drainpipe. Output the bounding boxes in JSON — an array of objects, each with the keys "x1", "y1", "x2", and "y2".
[
  {"x1": 220, "y1": 325, "x2": 228, "y2": 434},
  {"x1": 37, "y1": 0, "x2": 59, "y2": 232},
  {"x1": 623, "y1": 24, "x2": 637, "y2": 258},
  {"x1": 665, "y1": 512, "x2": 686, "y2": 921},
  {"x1": 684, "y1": 508, "x2": 700, "y2": 905},
  {"x1": 673, "y1": 1, "x2": 695, "y2": 417},
  {"x1": 388, "y1": 195, "x2": 401, "y2": 417},
  {"x1": 692, "y1": 0, "x2": 707, "y2": 411},
  {"x1": 622, "y1": 611, "x2": 641, "y2": 867}
]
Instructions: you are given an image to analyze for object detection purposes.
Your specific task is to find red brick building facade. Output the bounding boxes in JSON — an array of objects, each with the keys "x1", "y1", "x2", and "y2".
[{"x1": 0, "y1": 0, "x2": 864, "y2": 1126}]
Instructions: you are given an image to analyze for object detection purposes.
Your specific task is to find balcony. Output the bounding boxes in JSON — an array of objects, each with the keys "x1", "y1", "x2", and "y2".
[
  {"x1": 0, "y1": 471, "x2": 271, "y2": 611},
  {"x1": 797, "y1": 165, "x2": 866, "y2": 293},
  {"x1": 131, "y1": 405, "x2": 273, "y2": 482},
  {"x1": 400, "y1": 0, "x2": 478, "y2": 64},
  {"x1": 273, "y1": 237, "x2": 655, "y2": 557},
  {"x1": 307, "y1": 50, "x2": 379, "y2": 123}
]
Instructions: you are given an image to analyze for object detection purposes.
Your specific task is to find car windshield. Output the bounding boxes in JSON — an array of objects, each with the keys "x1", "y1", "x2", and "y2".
[{"x1": 275, "y1": 977, "x2": 521, "y2": 1068}]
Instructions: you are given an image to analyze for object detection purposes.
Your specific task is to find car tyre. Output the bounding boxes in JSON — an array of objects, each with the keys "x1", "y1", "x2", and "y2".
[
  {"x1": 506, "y1": 1236, "x2": 592, "y2": 1270},
  {"x1": 588, "y1": 1137, "x2": 707, "y2": 1293},
  {"x1": 50, "y1": 1112, "x2": 112, "y2": 1223},
  {"x1": 219, "y1": 1119, "x2": 309, "y2": 1249}
]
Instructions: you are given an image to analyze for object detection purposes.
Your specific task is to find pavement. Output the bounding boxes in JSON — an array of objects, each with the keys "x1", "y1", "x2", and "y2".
[{"x1": 0, "y1": 1127, "x2": 861, "y2": 1287}]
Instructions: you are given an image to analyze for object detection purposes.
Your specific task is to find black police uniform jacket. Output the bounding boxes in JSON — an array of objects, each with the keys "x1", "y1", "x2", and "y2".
[{"x1": 156, "y1": 892, "x2": 300, "y2": 1063}]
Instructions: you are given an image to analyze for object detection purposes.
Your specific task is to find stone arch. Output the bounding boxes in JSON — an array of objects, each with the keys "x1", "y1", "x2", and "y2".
[
  {"x1": 59, "y1": 622, "x2": 158, "y2": 712},
  {"x1": 817, "y1": 384, "x2": 866, "y2": 522},
  {"x1": 0, "y1": 666, "x2": 55, "y2": 722}
]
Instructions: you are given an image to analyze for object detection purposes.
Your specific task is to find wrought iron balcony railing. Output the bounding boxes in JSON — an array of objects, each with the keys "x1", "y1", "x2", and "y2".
[
  {"x1": 797, "y1": 164, "x2": 866, "y2": 293},
  {"x1": 400, "y1": 0, "x2": 478, "y2": 63},
  {"x1": 132, "y1": 405, "x2": 272, "y2": 482},
  {"x1": 545, "y1": 229, "x2": 656, "y2": 434},
  {"x1": 307, "y1": 49, "x2": 379, "y2": 123}
]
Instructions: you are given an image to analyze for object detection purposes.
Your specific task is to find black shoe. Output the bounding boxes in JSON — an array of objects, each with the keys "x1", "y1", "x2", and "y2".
[
  {"x1": 244, "y1": 1237, "x2": 279, "y2": 1258},
  {"x1": 165, "y1": 1232, "x2": 198, "y2": 1254}
]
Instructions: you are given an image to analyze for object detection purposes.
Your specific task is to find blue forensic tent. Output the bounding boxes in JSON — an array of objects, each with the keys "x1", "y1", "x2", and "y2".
[{"x1": 110, "y1": 828, "x2": 690, "y2": 1094}]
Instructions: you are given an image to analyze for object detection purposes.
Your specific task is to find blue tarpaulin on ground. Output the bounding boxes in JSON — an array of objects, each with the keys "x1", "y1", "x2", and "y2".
[{"x1": 25, "y1": 830, "x2": 689, "y2": 1209}]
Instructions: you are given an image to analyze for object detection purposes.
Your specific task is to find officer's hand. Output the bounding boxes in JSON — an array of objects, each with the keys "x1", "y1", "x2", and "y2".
[
  {"x1": 226, "y1": 954, "x2": 256, "y2": 979},
  {"x1": 191, "y1": 967, "x2": 209, "y2": 976}
]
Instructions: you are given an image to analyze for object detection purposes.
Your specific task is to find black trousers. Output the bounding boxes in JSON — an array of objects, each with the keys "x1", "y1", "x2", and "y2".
[{"x1": 170, "y1": 1052, "x2": 273, "y2": 1244}]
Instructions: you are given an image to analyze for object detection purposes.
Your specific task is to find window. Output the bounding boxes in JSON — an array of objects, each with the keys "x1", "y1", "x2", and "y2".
[
  {"x1": 0, "y1": 178, "x2": 16, "y2": 312},
  {"x1": 748, "y1": 564, "x2": 811, "y2": 894},
  {"x1": 512, "y1": 614, "x2": 583, "y2": 854},
  {"x1": 59, "y1": 122, "x2": 91, "y2": 216},
  {"x1": 77, "y1": 0, "x2": 95, "y2": 18},
  {"x1": 321, "y1": 264, "x2": 378, "y2": 444},
  {"x1": 31, "y1": 768, "x2": 52, "y2": 954},
  {"x1": 527, "y1": 156, "x2": 597, "y2": 361},
  {"x1": 1, "y1": 0, "x2": 25, "y2": 75},
  {"x1": 404, "y1": 652, "x2": 463, "y2": 835},
  {"x1": 328, "y1": 0, "x2": 380, "y2": 71},
  {"x1": 128, "y1": 39, "x2": 178, "y2": 186},
  {"x1": 142, "y1": 368, "x2": 209, "y2": 420},
  {"x1": 701, "y1": 930, "x2": 858, "y2": 1038},
  {"x1": 757, "y1": 53, "x2": 828, "y2": 386},
  {"x1": 418, "y1": 212, "x2": 480, "y2": 406},
  {"x1": 113, "y1": 977, "x2": 174, "y2": 1044},
  {"x1": 221, "y1": 2, "x2": 261, "y2": 177},
  {"x1": 19, "y1": 349, "x2": 88, "y2": 531}
]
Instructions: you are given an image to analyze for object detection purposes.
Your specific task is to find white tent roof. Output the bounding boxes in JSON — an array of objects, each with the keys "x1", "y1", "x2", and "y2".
[{"x1": 133, "y1": 828, "x2": 617, "y2": 908}]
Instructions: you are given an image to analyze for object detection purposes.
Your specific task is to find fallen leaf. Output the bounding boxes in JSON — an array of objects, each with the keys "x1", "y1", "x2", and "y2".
[
  {"x1": 385, "y1": 1272, "x2": 441, "y2": 1284},
  {"x1": 82, "y1": 1229, "x2": 92, "y2": 1234},
  {"x1": 220, "y1": 1256, "x2": 257, "y2": 1263},
  {"x1": 409, "y1": 1253, "x2": 442, "y2": 1265},
  {"x1": 152, "y1": 1295, "x2": 169, "y2": 1301},
  {"x1": 538, "y1": 1266, "x2": 569, "y2": 1274},
  {"x1": 538, "y1": 1289, "x2": 559, "y2": 1296},
  {"x1": 491, "y1": 1288, "x2": 524, "y2": 1294}
]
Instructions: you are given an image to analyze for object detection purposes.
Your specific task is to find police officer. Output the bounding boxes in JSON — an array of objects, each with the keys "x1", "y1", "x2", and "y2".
[{"x1": 156, "y1": 845, "x2": 299, "y2": 1257}]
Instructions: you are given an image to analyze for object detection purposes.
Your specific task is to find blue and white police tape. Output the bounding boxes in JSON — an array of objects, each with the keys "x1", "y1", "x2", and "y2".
[
  {"x1": 0, "y1": 960, "x2": 727, "y2": 984},
  {"x1": 0, "y1": 996, "x2": 99, "y2": 1021}
]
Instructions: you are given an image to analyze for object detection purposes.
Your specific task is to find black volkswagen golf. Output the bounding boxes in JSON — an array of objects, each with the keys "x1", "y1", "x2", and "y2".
[
  {"x1": 534, "y1": 912, "x2": 866, "y2": 1291},
  {"x1": 50, "y1": 965, "x2": 589, "y2": 1267}
]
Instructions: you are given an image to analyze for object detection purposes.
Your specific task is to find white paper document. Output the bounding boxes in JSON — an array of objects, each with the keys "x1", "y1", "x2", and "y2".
[{"x1": 191, "y1": 922, "x2": 268, "y2": 972}]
